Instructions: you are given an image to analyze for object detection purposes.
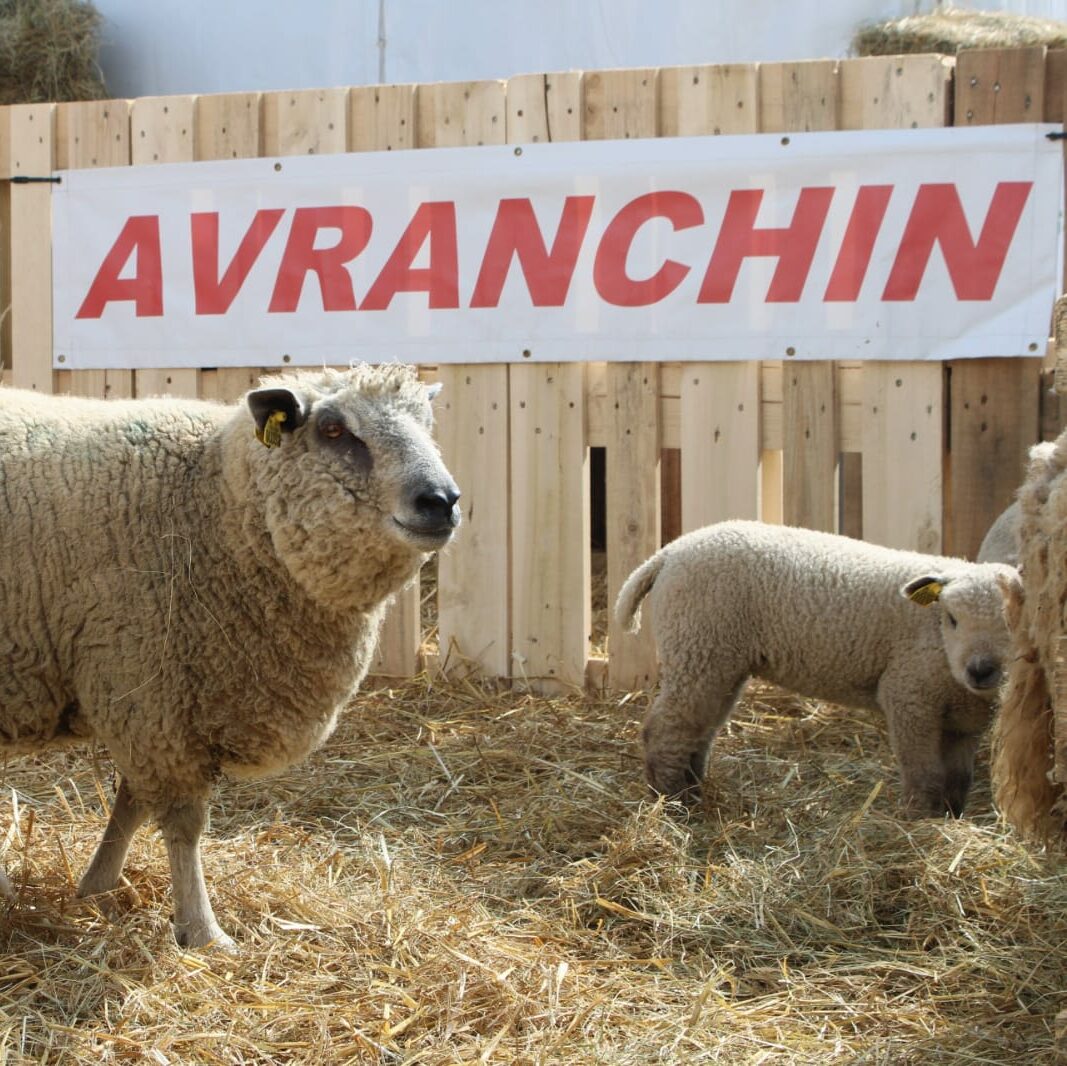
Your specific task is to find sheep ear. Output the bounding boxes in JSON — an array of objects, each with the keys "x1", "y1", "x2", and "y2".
[
  {"x1": 902, "y1": 575, "x2": 945, "y2": 606},
  {"x1": 247, "y1": 388, "x2": 308, "y2": 448},
  {"x1": 425, "y1": 382, "x2": 443, "y2": 402}
]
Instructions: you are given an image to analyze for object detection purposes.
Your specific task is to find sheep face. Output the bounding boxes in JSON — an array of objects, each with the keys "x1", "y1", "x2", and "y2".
[
  {"x1": 902, "y1": 566, "x2": 1020, "y2": 698},
  {"x1": 245, "y1": 367, "x2": 460, "y2": 609}
]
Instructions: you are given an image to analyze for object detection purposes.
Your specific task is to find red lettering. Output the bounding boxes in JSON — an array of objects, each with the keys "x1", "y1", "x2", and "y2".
[
  {"x1": 76, "y1": 215, "x2": 163, "y2": 319},
  {"x1": 470, "y1": 196, "x2": 594, "y2": 308},
  {"x1": 883, "y1": 181, "x2": 1032, "y2": 301},
  {"x1": 362, "y1": 202, "x2": 459, "y2": 311},
  {"x1": 823, "y1": 186, "x2": 893, "y2": 302},
  {"x1": 192, "y1": 209, "x2": 285, "y2": 315},
  {"x1": 593, "y1": 192, "x2": 703, "y2": 307},
  {"x1": 269, "y1": 206, "x2": 372, "y2": 313},
  {"x1": 699, "y1": 187, "x2": 834, "y2": 303}
]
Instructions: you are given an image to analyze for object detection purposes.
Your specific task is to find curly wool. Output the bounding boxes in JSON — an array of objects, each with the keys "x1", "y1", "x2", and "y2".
[
  {"x1": 0, "y1": 366, "x2": 456, "y2": 945},
  {"x1": 617, "y1": 520, "x2": 1017, "y2": 817}
]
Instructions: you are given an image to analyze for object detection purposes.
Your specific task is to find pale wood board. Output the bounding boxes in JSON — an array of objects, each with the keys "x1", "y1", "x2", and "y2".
[
  {"x1": 194, "y1": 93, "x2": 265, "y2": 404},
  {"x1": 584, "y1": 68, "x2": 661, "y2": 687},
  {"x1": 348, "y1": 84, "x2": 422, "y2": 679},
  {"x1": 506, "y1": 73, "x2": 589, "y2": 692},
  {"x1": 841, "y1": 55, "x2": 951, "y2": 551},
  {"x1": 661, "y1": 65, "x2": 760, "y2": 532},
  {"x1": 760, "y1": 61, "x2": 839, "y2": 531},
  {"x1": 130, "y1": 96, "x2": 199, "y2": 398},
  {"x1": 421, "y1": 80, "x2": 510, "y2": 679},
  {"x1": 5, "y1": 105, "x2": 55, "y2": 393},
  {"x1": 54, "y1": 100, "x2": 133, "y2": 398},
  {"x1": 948, "y1": 48, "x2": 1046, "y2": 559},
  {"x1": 262, "y1": 88, "x2": 348, "y2": 157}
]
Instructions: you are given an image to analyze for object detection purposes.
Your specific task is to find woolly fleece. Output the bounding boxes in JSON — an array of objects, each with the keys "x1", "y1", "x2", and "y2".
[
  {"x1": 616, "y1": 520, "x2": 1018, "y2": 818},
  {"x1": 0, "y1": 366, "x2": 458, "y2": 949}
]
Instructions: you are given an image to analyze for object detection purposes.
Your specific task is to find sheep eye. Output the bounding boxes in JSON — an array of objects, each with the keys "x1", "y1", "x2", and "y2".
[
  {"x1": 321, "y1": 421, "x2": 345, "y2": 440},
  {"x1": 947, "y1": 612, "x2": 958, "y2": 628}
]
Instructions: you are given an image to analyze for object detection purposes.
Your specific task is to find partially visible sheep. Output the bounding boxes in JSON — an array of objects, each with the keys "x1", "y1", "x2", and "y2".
[
  {"x1": 615, "y1": 520, "x2": 1019, "y2": 817},
  {"x1": 976, "y1": 443, "x2": 1056, "y2": 566},
  {"x1": 976, "y1": 501, "x2": 1021, "y2": 566},
  {"x1": 0, "y1": 366, "x2": 459, "y2": 950}
]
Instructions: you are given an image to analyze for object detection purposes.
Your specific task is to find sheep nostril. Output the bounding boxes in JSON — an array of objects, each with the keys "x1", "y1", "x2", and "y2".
[
  {"x1": 415, "y1": 489, "x2": 457, "y2": 524},
  {"x1": 967, "y1": 659, "x2": 999, "y2": 688}
]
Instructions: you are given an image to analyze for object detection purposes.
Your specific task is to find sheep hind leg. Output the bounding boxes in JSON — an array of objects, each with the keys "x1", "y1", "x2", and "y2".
[
  {"x1": 159, "y1": 797, "x2": 236, "y2": 953},
  {"x1": 77, "y1": 779, "x2": 148, "y2": 899},
  {"x1": 641, "y1": 667, "x2": 748, "y2": 803}
]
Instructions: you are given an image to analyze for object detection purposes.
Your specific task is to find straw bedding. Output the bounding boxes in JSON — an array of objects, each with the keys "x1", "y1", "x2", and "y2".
[{"x1": 2, "y1": 673, "x2": 1065, "y2": 1063}]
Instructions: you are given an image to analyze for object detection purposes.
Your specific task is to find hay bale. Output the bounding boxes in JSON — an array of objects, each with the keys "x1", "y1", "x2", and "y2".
[
  {"x1": 853, "y1": 7, "x2": 1067, "y2": 57},
  {"x1": 0, "y1": 0, "x2": 106, "y2": 105},
  {"x1": 991, "y1": 437, "x2": 1067, "y2": 839}
]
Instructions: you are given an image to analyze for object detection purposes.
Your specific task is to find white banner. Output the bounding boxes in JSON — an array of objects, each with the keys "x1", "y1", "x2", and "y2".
[{"x1": 51, "y1": 124, "x2": 1063, "y2": 369}]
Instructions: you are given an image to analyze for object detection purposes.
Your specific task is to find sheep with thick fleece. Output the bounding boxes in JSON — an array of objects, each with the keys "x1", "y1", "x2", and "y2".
[
  {"x1": 0, "y1": 366, "x2": 459, "y2": 950},
  {"x1": 616, "y1": 521, "x2": 1019, "y2": 818}
]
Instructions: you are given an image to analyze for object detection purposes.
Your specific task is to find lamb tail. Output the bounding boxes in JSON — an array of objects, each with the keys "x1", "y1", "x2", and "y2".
[{"x1": 614, "y1": 552, "x2": 665, "y2": 634}]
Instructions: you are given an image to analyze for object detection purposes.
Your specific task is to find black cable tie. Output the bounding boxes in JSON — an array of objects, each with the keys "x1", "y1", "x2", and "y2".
[
  {"x1": 1046, "y1": 131, "x2": 1067, "y2": 140},
  {"x1": 5, "y1": 175, "x2": 62, "y2": 184}
]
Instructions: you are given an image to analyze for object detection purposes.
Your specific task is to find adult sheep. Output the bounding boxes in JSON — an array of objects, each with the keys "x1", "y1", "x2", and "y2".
[
  {"x1": 0, "y1": 365, "x2": 459, "y2": 951},
  {"x1": 615, "y1": 520, "x2": 1019, "y2": 818}
]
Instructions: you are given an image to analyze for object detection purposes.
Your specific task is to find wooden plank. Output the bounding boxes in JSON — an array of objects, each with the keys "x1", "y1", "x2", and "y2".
[
  {"x1": 54, "y1": 100, "x2": 133, "y2": 399},
  {"x1": 416, "y1": 80, "x2": 505, "y2": 148},
  {"x1": 948, "y1": 48, "x2": 1046, "y2": 559},
  {"x1": 5, "y1": 105, "x2": 55, "y2": 393},
  {"x1": 760, "y1": 62, "x2": 839, "y2": 531},
  {"x1": 605, "y1": 363, "x2": 661, "y2": 689},
  {"x1": 661, "y1": 65, "x2": 761, "y2": 533},
  {"x1": 584, "y1": 68, "x2": 661, "y2": 688},
  {"x1": 348, "y1": 84, "x2": 422, "y2": 679},
  {"x1": 506, "y1": 73, "x2": 589, "y2": 692},
  {"x1": 193, "y1": 92, "x2": 264, "y2": 404},
  {"x1": 840, "y1": 55, "x2": 952, "y2": 552},
  {"x1": 420, "y1": 80, "x2": 510, "y2": 679},
  {"x1": 130, "y1": 95, "x2": 199, "y2": 399},
  {"x1": 262, "y1": 87, "x2": 348, "y2": 157}
]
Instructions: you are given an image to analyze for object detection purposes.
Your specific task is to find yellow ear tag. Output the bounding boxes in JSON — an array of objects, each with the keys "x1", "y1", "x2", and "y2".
[
  {"x1": 255, "y1": 409, "x2": 287, "y2": 448},
  {"x1": 907, "y1": 580, "x2": 943, "y2": 606}
]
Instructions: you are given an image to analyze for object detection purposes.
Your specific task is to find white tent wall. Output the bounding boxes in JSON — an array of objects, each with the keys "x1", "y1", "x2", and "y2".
[{"x1": 93, "y1": 0, "x2": 1067, "y2": 101}]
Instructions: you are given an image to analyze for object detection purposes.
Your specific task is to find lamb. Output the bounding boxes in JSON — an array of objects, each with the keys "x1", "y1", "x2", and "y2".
[
  {"x1": 0, "y1": 365, "x2": 459, "y2": 951},
  {"x1": 615, "y1": 520, "x2": 1020, "y2": 818}
]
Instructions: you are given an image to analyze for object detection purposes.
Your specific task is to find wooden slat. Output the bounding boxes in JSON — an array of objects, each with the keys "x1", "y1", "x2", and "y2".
[
  {"x1": 54, "y1": 100, "x2": 133, "y2": 399},
  {"x1": 948, "y1": 48, "x2": 1046, "y2": 559},
  {"x1": 347, "y1": 84, "x2": 423, "y2": 679},
  {"x1": 194, "y1": 92, "x2": 264, "y2": 403},
  {"x1": 760, "y1": 62, "x2": 839, "y2": 531},
  {"x1": 605, "y1": 362, "x2": 661, "y2": 689},
  {"x1": 5, "y1": 105, "x2": 55, "y2": 393},
  {"x1": 584, "y1": 68, "x2": 661, "y2": 688},
  {"x1": 660, "y1": 64, "x2": 761, "y2": 532},
  {"x1": 130, "y1": 95, "x2": 199, "y2": 399},
  {"x1": 419, "y1": 80, "x2": 510, "y2": 678},
  {"x1": 262, "y1": 88, "x2": 348, "y2": 157},
  {"x1": 506, "y1": 73, "x2": 589, "y2": 692},
  {"x1": 840, "y1": 55, "x2": 952, "y2": 552}
]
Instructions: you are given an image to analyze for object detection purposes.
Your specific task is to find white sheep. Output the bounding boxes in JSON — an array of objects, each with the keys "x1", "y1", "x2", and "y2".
[
  {"x1": 975, "y1": 443, "x2": 1056, "y2": 566},
  {"x1": 615, "y1": 520, "x2": 1020, "y2": 818},
  {"x1": 0, "y1": 366, "x2": 459, "y2": 951}
]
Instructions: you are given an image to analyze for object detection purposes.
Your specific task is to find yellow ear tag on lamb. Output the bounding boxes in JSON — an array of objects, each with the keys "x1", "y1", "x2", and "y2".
[
  {"x1": 907, "y1": 580, "x2": 943, "y2": 606},
  {"x1": 255, "y1": 409, "x2": 287, "y2": 448}
]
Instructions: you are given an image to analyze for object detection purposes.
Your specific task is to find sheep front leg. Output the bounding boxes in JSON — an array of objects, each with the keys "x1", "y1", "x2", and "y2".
[
  {"x1": 77, "y1": 779, "x2": 148, "y2": 898},
  {"x1": 882, "y1": 697, "x2": 955, "y2": 818},
  {"x1": 941, "y1": 730, "x2": 980, "y2": 818},
  {"x1": 159, "y1": 798, "x2": 236, "y2": 953},
  {"x1": 0, "y1": 866, "x2": 13, "y2": 900}
]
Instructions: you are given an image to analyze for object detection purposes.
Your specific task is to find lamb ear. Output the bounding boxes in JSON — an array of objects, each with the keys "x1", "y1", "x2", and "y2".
[
  {"x1": 425, "y1": 382, "x2": 443, "y2": 402},
  {"x1": 902, "y1": 575, "x2": 946, "y2": 606},
  {"x1": 247, "y1": 387, "x2": 309, "y2": 448}
]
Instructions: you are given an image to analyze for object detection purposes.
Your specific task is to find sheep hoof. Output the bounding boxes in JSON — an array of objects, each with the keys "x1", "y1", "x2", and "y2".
[{"x1": 173, "y1": 923, "x2": 238, "y2": 954}]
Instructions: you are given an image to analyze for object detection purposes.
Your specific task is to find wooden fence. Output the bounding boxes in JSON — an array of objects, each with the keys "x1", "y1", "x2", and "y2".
[{"x1": 0, "y1": 49, "x2": 1064, "y2": 692}]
